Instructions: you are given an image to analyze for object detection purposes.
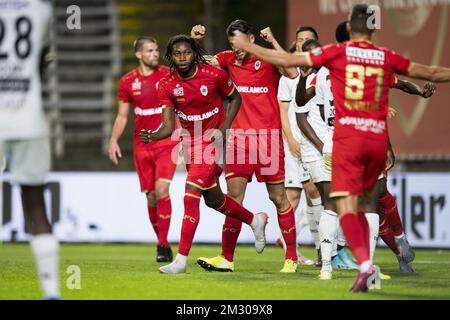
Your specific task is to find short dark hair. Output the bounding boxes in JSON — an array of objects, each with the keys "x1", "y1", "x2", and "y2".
[
  {"x1": 226, "y1": 19, "x2": 254, "y2": 37},
  {"x1": 335, "y1": 21, "x2": 350, "y2": 43},
  {"x1": 302, "y1": 39, "x2": 321, "y2": 52},
  {"x1": 350, "y1": 4, "x2": 374, "y2": 35},
  {"x1": 164, "y1": 35, "x2": 208, "y2": 71},
  {"x1": 295, "y1": 26, "x2": 319, "y2": 40},
  {"x1": 133, "y1": 36, "x2": 157, "y2": 52}
]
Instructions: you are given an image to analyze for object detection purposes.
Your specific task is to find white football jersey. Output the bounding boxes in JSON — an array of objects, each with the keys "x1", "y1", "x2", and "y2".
[
  {"x1": 277, "y1": 70, "x2": 302, "y2": 143},
  {"x1": 0, "y1": 0, "x2": 52, "y2": 139},
  {"x1": 315, "y1": 67, "x2": 334, "y2": 153},
  {"x1": 295, "y1": 73, "x2": 328, "y2": 163}
]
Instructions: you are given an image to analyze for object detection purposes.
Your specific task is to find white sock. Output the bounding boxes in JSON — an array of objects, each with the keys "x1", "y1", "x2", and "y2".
[
  {"x1": 296, "y1": 207, "x2": 309, "y2": 241},
  {"x1": 337, "y1": 225, "x2": 347, "y2": 247},
  {"x1": 365, "y1": 213, "x2": 380, "y2": 261},
  {"x1": 30, "y1": 234, "x2": 60, "y2": 299},
  {"x1": 319, "y1": 210, "x2": 338, "y2": 272},
  {"x1": 306, "y1": 206, "x2": 320, "y2": 249},
  {"x1": 175, "y1": 253, "x2": 187, "y2": 266},
  {"x1": 360, "y1": 260, "x2": 372, "y2": 273},
  {"x1": 310, "y1": 197, "x2": 323, "y2": 226},
  {"x1": 395, "y1": 233, "x2": 405, "y2": 240}
]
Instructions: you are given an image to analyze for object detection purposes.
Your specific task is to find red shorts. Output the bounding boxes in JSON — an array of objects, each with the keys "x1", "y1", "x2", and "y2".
[
  {"x1": 330, "y1": 136, "x2": 387, "y2": 198},
  {"x1": 225, "y1": 133, "x2": 285, "y2": 184},
  {"x1": 182, "y1": 140, "x2": 223, "y2": 190},
  {"x1": 134, "y1": 144, "x2": 179, "y2": 193}
]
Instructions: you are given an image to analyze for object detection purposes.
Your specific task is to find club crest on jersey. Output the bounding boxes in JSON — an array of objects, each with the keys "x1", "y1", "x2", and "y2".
[
  {"x1": 174, "y1": 84, "x2": 184, "y2": 97},
  {"x1": 132, "y1": 79, "x2": 141, "y2": 90},
  {"x1": 200, "y1": 85, "x2": 208, "y2": 96},
  {"x1": 255, "y1": 60, "x2": 261, "y2": 70}
]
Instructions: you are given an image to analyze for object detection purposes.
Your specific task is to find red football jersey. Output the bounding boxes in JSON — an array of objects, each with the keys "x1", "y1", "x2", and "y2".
[
  {"x1": 216, "y1": 50, "x2": 281, "y2": 133},
  {"x1": 308, "y1": 41, "x2": 410, "y2": 141},
  {"x1": 158, "y1": 64, "x2": 234, "y2": 143},
  {"x1": 118, "y1": 65, "x2": 177, "y2": 149}
]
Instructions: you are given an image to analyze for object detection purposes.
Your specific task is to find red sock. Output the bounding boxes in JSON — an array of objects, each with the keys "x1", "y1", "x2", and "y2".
[
  {"x1": 221, "y1": 216, "x2": 242, "y2": 262},
  {"x1": 340, "y1": 213, "x2": 370, "y2": 265},
  {"x1": 147, "y1": 206, "x2": 159, "y2": 239},
  {"x1": 278, "y1": 206, "x2": 298, "y2": 261},
  {"x1": 357, "y1": 211, "x2": 370, "y2": 257},
  {"x1": 379, "y1": 216, "x2": 400, "y2": 255},
  {"x1": 157, "y1": 196, "x2": 172, "y2": 248},
  {"x1": 379, "y1": 192, "x2": 404, "y2": 237},
  {"x1": 216, "y1": 195, "x2": 254, "y2": 225},
  {"x1": 178, "y1": 190, "x2": 201, "y2": 256}
]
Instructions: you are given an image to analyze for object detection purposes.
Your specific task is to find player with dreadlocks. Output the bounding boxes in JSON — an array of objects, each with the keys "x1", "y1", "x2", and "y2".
[{"x1": 139, "y1": 35, "x2": 269, "y2": 274}]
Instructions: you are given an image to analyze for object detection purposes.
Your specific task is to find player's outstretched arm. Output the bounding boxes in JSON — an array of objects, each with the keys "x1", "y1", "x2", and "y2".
[
  {"x1": 139, "y1": 107, "x2": 175, "y2": 144},
  {"x1": 386, "y1": 136, "x2": 396, "y2": 171},
  {"x1": 108, "y1": 101, "x2": 130, "y2": 165},
  {"x1": 230, "y1": 31, "x2": 312, "y2": 68},
  {"x1": 260, "y1": 27, "x2": 298, "y2": 79},
  {"x1": 407, "y1": 62, "x2": 450, "y2": 83},
  {"x1": 395, "y1": 79, "x2": 437, "y2": 98}
]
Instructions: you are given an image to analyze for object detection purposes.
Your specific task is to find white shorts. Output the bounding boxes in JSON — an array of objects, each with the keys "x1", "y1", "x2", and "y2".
[
  {"x1": 323, "y1": 153, "x2": 332, "y2": 182},
  {"x1": 304, "y1": 158, "x2": 326, "y2": 184},
  {"x1": 284, "y1": 148, "x2": 310, "y2": 189},
  {"x1": 0, "y1": 138, "x2": 51, "y2": 185}
]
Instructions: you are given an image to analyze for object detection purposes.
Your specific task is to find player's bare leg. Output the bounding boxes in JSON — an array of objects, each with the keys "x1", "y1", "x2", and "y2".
[
  {"x1": 154, "y1": 179, "x2": 173, "y2": 262},
  {"x1": 266, "y1": 183, "x2": 298, "y2": 272},
  {"x1": 23, "y1": 185, "x2": 60, "y2": 300}
]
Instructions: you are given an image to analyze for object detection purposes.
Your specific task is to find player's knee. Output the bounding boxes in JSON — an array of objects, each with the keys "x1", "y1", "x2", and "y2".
[
  {"x1": 268, "y1": 191, "x2": 286, "y2": 208},
  {"x1": 155, "y1": 185, "x2": 170, "y2": 200},
  {"x1": 146, "y1": 192, "x2": 157, "y2": 206},
  {"x1": 204, "y1": 197, "x2": 221, "y2": 209},
  {"x1": 227, "y1": 190, "x2": 244, "y2": 204}
]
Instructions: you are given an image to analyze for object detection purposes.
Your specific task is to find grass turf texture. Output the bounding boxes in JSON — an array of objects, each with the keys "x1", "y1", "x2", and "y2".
[{"x1": 1, "y1": 243, "x2": 450, "y2": 300}]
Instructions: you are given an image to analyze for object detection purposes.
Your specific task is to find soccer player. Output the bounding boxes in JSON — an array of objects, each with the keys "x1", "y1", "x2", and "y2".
[
  {"x1": 191, "y1": 21, "x2": 300, "y2": 273},
  {"x1": 277, "y1": 43, "x2": 316, "y2": 266},
  {"x1": 336, "y1": 20, "x2": 437, "y2": 273},
  {"x1": 139, "y1": 35, "x2": 268, "y2": 274},
  {"x1": 0, "y1": 0, "x2": 59, "y2": 299},
  {"x1": 109, "y1": 36, "x2": 179, "y2": 263},
  {"x1": 276, "y1": 26, "x2": 325, "y2": 267},
  {"x1": 229, "y1": 4, "x2": 450, "y2": 291}
]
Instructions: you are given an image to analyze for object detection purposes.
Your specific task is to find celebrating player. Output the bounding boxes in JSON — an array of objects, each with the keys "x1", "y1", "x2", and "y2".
[
  {"x1": 0, "y1": 0, "x2": 59, "y2": 299},
  {"x1": 229, "y1": 3, "x2": 450, "y2": 292},
  {"x1": 192, "y1": 21, "x2": 300, "y2": 273},
  {"x1": 139, "y1": 35, "x2": 268, "y2": 274},
  {"x1": 109, "y1": 36, "x2": 179, "y2": 263}
]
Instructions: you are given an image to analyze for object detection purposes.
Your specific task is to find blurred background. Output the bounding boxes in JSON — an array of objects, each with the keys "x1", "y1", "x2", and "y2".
[{"x1": 2, "y1": 0, "x2": 450, "y2": 248}]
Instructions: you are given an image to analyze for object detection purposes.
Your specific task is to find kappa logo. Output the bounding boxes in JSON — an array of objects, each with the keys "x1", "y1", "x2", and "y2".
[
  {"x1": 174, "y1": 84, "x2": 184, "y2": 97},
  {"x1": 132, "y1": 79, "x2": 141, "y2": 90},
  {"x1": 255, "y1": 60, "x2": 261, "y2": 70},
  {"x1": 200, "y1": 85, "x2": 208, "y2": 96}
]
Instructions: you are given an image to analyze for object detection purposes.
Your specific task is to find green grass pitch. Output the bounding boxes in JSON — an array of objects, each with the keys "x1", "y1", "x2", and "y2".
[{"x1": 1, "y1": 243, "x2": 450, "y2": 300}]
